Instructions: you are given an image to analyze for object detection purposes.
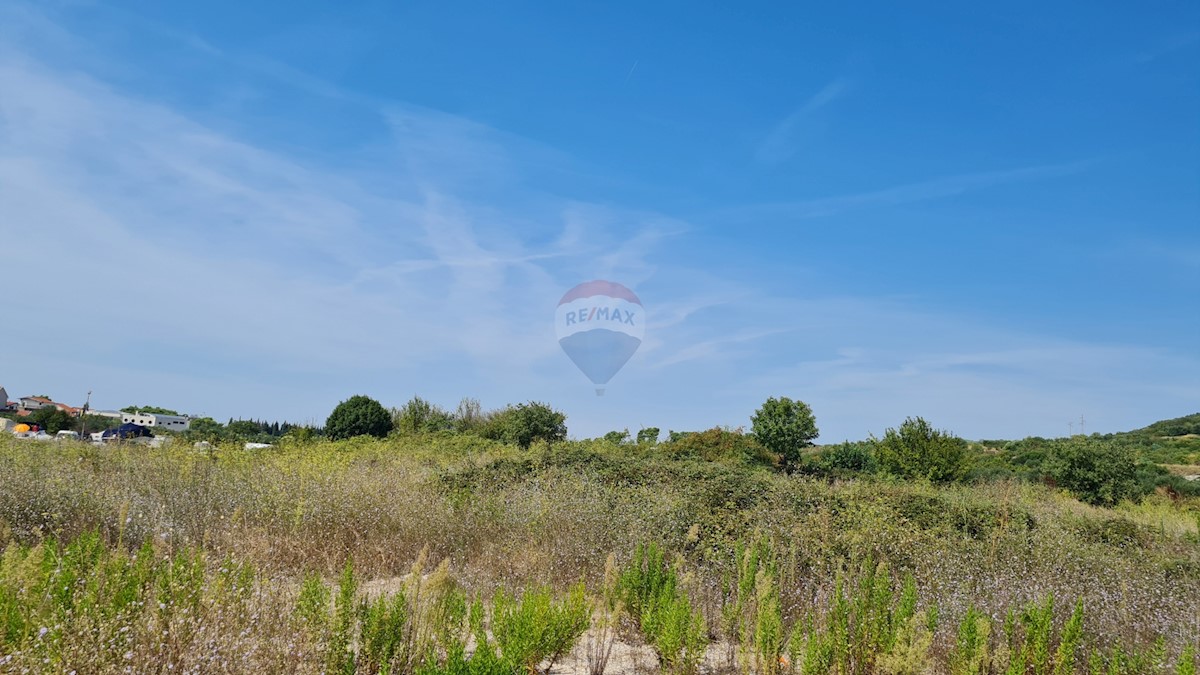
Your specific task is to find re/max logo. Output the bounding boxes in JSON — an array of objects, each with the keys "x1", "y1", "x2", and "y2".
[{"x1": 564, "y1": 306, "x2": 636, "y2": 326}]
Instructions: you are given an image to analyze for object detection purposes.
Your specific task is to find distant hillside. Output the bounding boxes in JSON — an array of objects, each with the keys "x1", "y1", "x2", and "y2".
[{"x1": 1132, "y1": 412, "x2": 1200, "y2": 438}]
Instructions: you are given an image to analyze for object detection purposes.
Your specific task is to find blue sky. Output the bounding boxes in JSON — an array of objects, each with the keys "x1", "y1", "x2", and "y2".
[{"x1": 1, "y1": 0, "x2": 1197, "y2": 441}]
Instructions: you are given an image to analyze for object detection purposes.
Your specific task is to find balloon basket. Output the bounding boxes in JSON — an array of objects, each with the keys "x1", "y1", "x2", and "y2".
[{"x1": 595, "y1": 387, "x2": 605, "y2": 396}]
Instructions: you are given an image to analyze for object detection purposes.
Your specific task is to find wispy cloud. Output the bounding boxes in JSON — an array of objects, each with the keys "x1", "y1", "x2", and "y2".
[
  {"x1": 0, "y1": 19, "x2": 672, "y2": 419},
  {"x1": 650, "y1": 329, "x2": 792, "y2": 368},
  {"x1": 1, "y1": 1, "x2": 1195, "y2": 443},
  {"x1": 754, "y1": 78, "x2": 850, "y2": 165},
  {"x1": 716, "y1": 161, "x2": 1092, "y2": 223}
]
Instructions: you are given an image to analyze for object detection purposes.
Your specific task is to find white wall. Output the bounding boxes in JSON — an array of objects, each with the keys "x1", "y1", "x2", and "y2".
[{"x1": 121, "y1": 412, "x2": 191, "y2": 430}]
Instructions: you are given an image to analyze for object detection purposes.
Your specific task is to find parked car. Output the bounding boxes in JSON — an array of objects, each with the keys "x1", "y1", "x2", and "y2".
[
  {"x1": 100, "y1": 423, "x2": 153, "y2": 442},
  {"x1": 55, "y1": 430, "x2": 80, "y2": 441},
  {"x1": 18, "y1": 431, "x2": 53, "y2": 441}
]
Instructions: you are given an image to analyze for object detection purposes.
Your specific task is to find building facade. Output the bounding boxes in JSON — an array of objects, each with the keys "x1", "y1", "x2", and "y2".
[
  {"x1": 18, "y1": 396, "x2": 53, "y2": 412},
  {"x1": 121, "y1": 412, "x2": 191, "y2": 431}
]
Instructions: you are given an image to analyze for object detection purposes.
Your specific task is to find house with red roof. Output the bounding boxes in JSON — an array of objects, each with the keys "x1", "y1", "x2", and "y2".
[{"x1": 17, "y1": 396, "x2": 81, "y2": 417}]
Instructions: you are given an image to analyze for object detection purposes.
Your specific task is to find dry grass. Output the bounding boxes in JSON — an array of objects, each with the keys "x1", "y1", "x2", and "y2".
[{"x1": 1, "y1": 434, "x2": 1198, "y2": 673}]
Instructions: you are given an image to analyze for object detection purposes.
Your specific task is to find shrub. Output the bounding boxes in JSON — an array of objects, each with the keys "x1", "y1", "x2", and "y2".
[
  {"x1": 951, "y1": 607, "x2": 992, "y2": 675},
  {"x1": 393, "y1": 396, "x2": 456, "y2": 435},
  {"x1": 1179, "y1": 643, "x2": 1196, "y2": 675},
  {"x1": 618, "y1": 543, "x2": 708, "y2": 674},
  {"x1": 602, "y1": 429, "x2": 632, "y2": 445},
  {"x1": 663, "y1": 427, "x2": 778, "y2": 467},
  {"x1": 295, "y1": 570, "x2": 331, "y2": 635},
  {"x1": 643, "y1": 590, "x2": 708, "y2": 674},
  {"x1": 24, "y1": 406, "x2": 76, "y2": 434},
  {"x1": 1042, "y1": 438, "x2": 1145, "y2": 506},
  {"x1": 328, "y1": 559, "x2": 358, "y2": 675},
  {"x1": 637, "y1": 427, "x2": 661, "y2": 445},
  {"x1": 326, "y1": 395, "x2": 394, "y2": 440},
  {"x1": 491, "y1": 583, "x2": 591, "y2": 673},
  {"x1": 721, "y1": 538, "x2": 785, "y2": 675},
  {"x1": 358, "y1": 591, "x2": 410, "y2": 673},
  {"x1": 482, "y1": 402, "x2": 567, "y2": 450},
  {"x1": 451, "y1": 397, "x2": 488, "y2": 434},
  {"x1": 750, "y1": 397, "x2": 819, "y2": 472},
  {"x1": 875, "y1": 417, "x2": 971, "y2": 483},
  {"x1": 817, "y1": 441, "x2": 878, "y2": 476},
  {"x1": 587, "y1": 554, "x2": 624, "y2": 675}
]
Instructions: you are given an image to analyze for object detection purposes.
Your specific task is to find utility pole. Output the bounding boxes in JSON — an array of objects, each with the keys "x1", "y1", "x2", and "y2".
[
  {"x1": 1068, "y1": 421, "x2": 1074, "y2": 436},
  {"x1": 1079, "y1": 415, "x2": 1086, "y2": 436},
  {"x1": 78, "y1": 390, "x2": 91, "y2": 437}
]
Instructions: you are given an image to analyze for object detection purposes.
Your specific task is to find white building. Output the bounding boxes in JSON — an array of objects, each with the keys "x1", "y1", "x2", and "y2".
[
  {"x1": 18, "y1": 396, "x2": 53, "y2": 411},
  {"x1": 121, "y1": 412, "x2": 191, "y2": 431}
]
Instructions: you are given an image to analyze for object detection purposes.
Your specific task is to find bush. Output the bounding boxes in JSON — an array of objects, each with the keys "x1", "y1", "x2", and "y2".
[
  {"x1": 393, "y1": 396, "x2": 456, "y2": 435},
  {"x1": 482, "y1": 402, "x2": 567, "y2": 450},
  {"x1": 663, "y1": 427, "x2": 778, "y2": 468},
  {"x1": 875, "y1": 417, "x2": 971, "y2": 483},
  {"x1": 750, "y1": 397, "x2": 819, "y2": 472},
  {"x1": 637, "y1": 427, "x2": 661, "y2": 445},
  {"x1": 721, "y1": 539, "x2": 785, "y2": 675},
  {"x1": 602, "y1": 429, "x2": 632, "y2": 445},
  {"x1": 1042, "y1": 438, "x2": 1145, "y2": 506},
  {"x1": 617, "y1": 543, "x2": 708, "y2": 674},
  {"x1": 325, "y1": 395, "x2": 394, "y2": 440},
  {"x1": 491, "y1": 583, "x2": 591, "y2": 673},
  {"x1": 817, "y1": 441, "x2": 878, "y2": 476},
  {"x1": 24, "y1": 406, "x2": 76, "y2": 434}
]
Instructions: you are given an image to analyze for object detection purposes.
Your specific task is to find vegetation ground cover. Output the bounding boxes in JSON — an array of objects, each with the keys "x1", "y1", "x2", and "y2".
[{"x1": 1, "y1": 415, "x2": 1197, "y2": 673}]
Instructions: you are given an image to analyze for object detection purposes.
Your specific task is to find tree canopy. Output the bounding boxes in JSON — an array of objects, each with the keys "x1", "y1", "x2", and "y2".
[
  {"x1": 325, "y1": 395, "x2": 394, "y2": 441},
  {"x1": 874, "y1": 417, "x2": 970, "y2": 483},
  {"x1": 484, "y1": 401, "x2": 567, "y2": 450},
  {"x1": 392, "y1": 396, "x2": 456, "y2": 435},
  {"x1": 25, "y1": 407, "x2": 75, "y2": 434},
  {"x1": 750, "y1": 397, "x2": 819, "y2": 472},
  {"x1": 121, "y1": 405, "x2": 181, "y2": 416},
  {"x1": 1043, "y1": 438, "x2": 1141, "y2": 506}
]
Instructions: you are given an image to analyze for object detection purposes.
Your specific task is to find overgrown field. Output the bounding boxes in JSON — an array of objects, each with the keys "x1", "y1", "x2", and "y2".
[{"x1": 0, "y1": 434, "x2": 1197, "y2": 673}]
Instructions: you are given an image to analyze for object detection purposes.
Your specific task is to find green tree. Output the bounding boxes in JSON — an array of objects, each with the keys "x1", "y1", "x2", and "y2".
[
  {"x1": 453, "y1": 397, "x2": 487, "y2": 433},
  {"x1": 325, "y1": 395, "x2": 394, "y2": 440},
  {"x1": 603, "y1": 429, "x2": 632, "y2": 445},
  {"x1": 226, "y1": 419, "x2": 265, "y2": 441},
  {"x1": 1042, "y1": 438, "x2": 1144, "y2": 506},
  {"x1": 665, "y1": 426, "x2": 777, "y2": 467},
  {"x1": 817, "y1": 441, "x2": 878, "y2": 476},
  {"x1": 121, "y1": 405, "x2": 180, "y2": 415},
  {"x1": 487, "y1": 401, "x2": 567, "y2": 450},
  {"x1": 874, "y1": 417, "x2": 970, "y2": 483},
  {"x1": 78, "y1": 414, "x2": 120, "y2": 435},
  {"x1": 26, "y1": 407, "x2": 75, "y2": 433},
  {"x1": 392, "y1": 396, "x2": 455, "y2": 434},
  {"x1": 281, "y1": 426, "x2": 319, "y2": 443},
  {"x1": 185, "y1": 417, "x2": 226, "y2": 442},
  {"x1": 637, "y1": 427, "x2": 661, "y2": 445},
  {"x1": 750, "y1": 397, "x2": 819, "y2": 472}
]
